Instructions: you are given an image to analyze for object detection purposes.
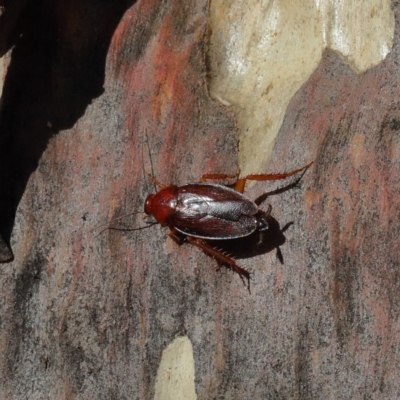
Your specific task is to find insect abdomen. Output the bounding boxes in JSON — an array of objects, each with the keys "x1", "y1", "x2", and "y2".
[{"x1": 172, "y1": 184, "x2": 259, "y2": 239}]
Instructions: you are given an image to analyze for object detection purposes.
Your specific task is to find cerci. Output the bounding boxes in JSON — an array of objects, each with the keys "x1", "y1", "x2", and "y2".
[{"x1": 144, "y1": 163, "x2": 312, "y2": 289}]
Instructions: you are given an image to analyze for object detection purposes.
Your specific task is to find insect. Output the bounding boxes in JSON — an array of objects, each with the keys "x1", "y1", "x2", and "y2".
[{"x1": 142, "y1": 162, "x2": 312, "y2": 289}]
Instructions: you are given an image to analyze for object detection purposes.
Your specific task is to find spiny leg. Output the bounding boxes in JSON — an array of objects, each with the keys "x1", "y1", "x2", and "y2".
[
  {"x1": 168, "y1": 230, "x2": 250, "y2": 288},
  {"x1": 186, "y1": 236, "x2": 250, "y2": 289},
  {"x1": 235, "y1": 162, "x2": 313, "y2": 193},
  {"x1": 254, "y1": 163, "x2": 313, "y2": 206}
]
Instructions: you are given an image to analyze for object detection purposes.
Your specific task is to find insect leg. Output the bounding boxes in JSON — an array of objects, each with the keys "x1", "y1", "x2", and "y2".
[
  {"x1": 234, "y1": 162, "x2": 313, "y2": 193},
  {"x1": 254, "y1": 163, "x2": 312, "y2": 206},
  {"x1": 186, "y1": 236, "x2": 250, "y2": 289},
  {"x1": 168, "y1": 228, "x2": 186, "y2": 245},
  {"x1": 148, "y1": 174, "x2": 166, "y2": 189},
  {"x1": 276, "y1": 247, "x2": 284, "y2": 264},
  {"x1": 200, "y1": 171, "x2": 239, "y2": 183},
  {"x1": 264, "y1": 204, "x2": 272, "y2": 216}
]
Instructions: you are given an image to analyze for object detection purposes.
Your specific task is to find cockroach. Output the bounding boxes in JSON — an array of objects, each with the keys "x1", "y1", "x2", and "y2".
[{"x1": 140, "y1": 162, "x2": 313, "y2": 289}]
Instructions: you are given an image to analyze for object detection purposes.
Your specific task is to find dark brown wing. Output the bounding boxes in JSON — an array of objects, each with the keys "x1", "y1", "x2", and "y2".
[{"x1": 172, "y1": 184, "x2": 259, "y2": 239}]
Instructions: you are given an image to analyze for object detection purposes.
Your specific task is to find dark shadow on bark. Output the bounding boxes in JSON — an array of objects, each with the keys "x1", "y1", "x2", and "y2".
[
  {"x1": 0, "y1": 0, "x2": 137, "y2": 257},
  {"x1": 202, "y1": 169, "x2": 309, "y2": 264},
  {"x1": 206, "y1": 215, "x2": 291, "y2": 263}
]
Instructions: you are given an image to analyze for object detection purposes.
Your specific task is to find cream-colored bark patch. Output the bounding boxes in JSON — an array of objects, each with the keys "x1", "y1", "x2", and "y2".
[
  {"x1": 0, "y1": 56, "x2": 6, "y2": 99},
  {"x1": 319, "y1": 0, "x2": 394, "y2": 72},
  {"x1": 0, "y1": 47, "x2": 12, "y2": 100},
  {"x1": 154, "y1": 336, "x2": 197, "y2": 400},
  {"x1": 208, "y1": 0, "x2": 394, "y2": 175}
]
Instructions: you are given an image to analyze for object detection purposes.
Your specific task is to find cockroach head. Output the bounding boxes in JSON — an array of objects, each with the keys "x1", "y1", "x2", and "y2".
[{"x1": 144, "y1": 194, "x2": 155, "y2": 215}]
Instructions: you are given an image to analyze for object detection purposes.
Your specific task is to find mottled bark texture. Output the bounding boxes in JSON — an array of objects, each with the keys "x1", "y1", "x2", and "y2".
[{"x1": 0, "y1": 0, "x2": 400, "y2": 399}]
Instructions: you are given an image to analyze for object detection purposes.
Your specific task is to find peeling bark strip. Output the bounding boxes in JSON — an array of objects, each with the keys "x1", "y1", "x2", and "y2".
[{"x1": 0, "y1": 0, "x2": 400, "y2": 399}]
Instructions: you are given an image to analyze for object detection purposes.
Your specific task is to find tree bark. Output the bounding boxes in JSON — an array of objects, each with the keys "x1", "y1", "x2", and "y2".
[{"x1": 0, "y1": 0, "x2": 399, "y2": 399}]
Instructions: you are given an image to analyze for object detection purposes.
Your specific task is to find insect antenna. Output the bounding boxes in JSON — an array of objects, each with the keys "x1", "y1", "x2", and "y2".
[
  {"x1": 92, "y1": 211, "x2": 155, "y2": 237},
  {"x1": 100, "y1": 221, "x2": 158, "y2": 236},
  {"x1": 144, "y1": 132, "x2": 158, "y2": 193}
]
